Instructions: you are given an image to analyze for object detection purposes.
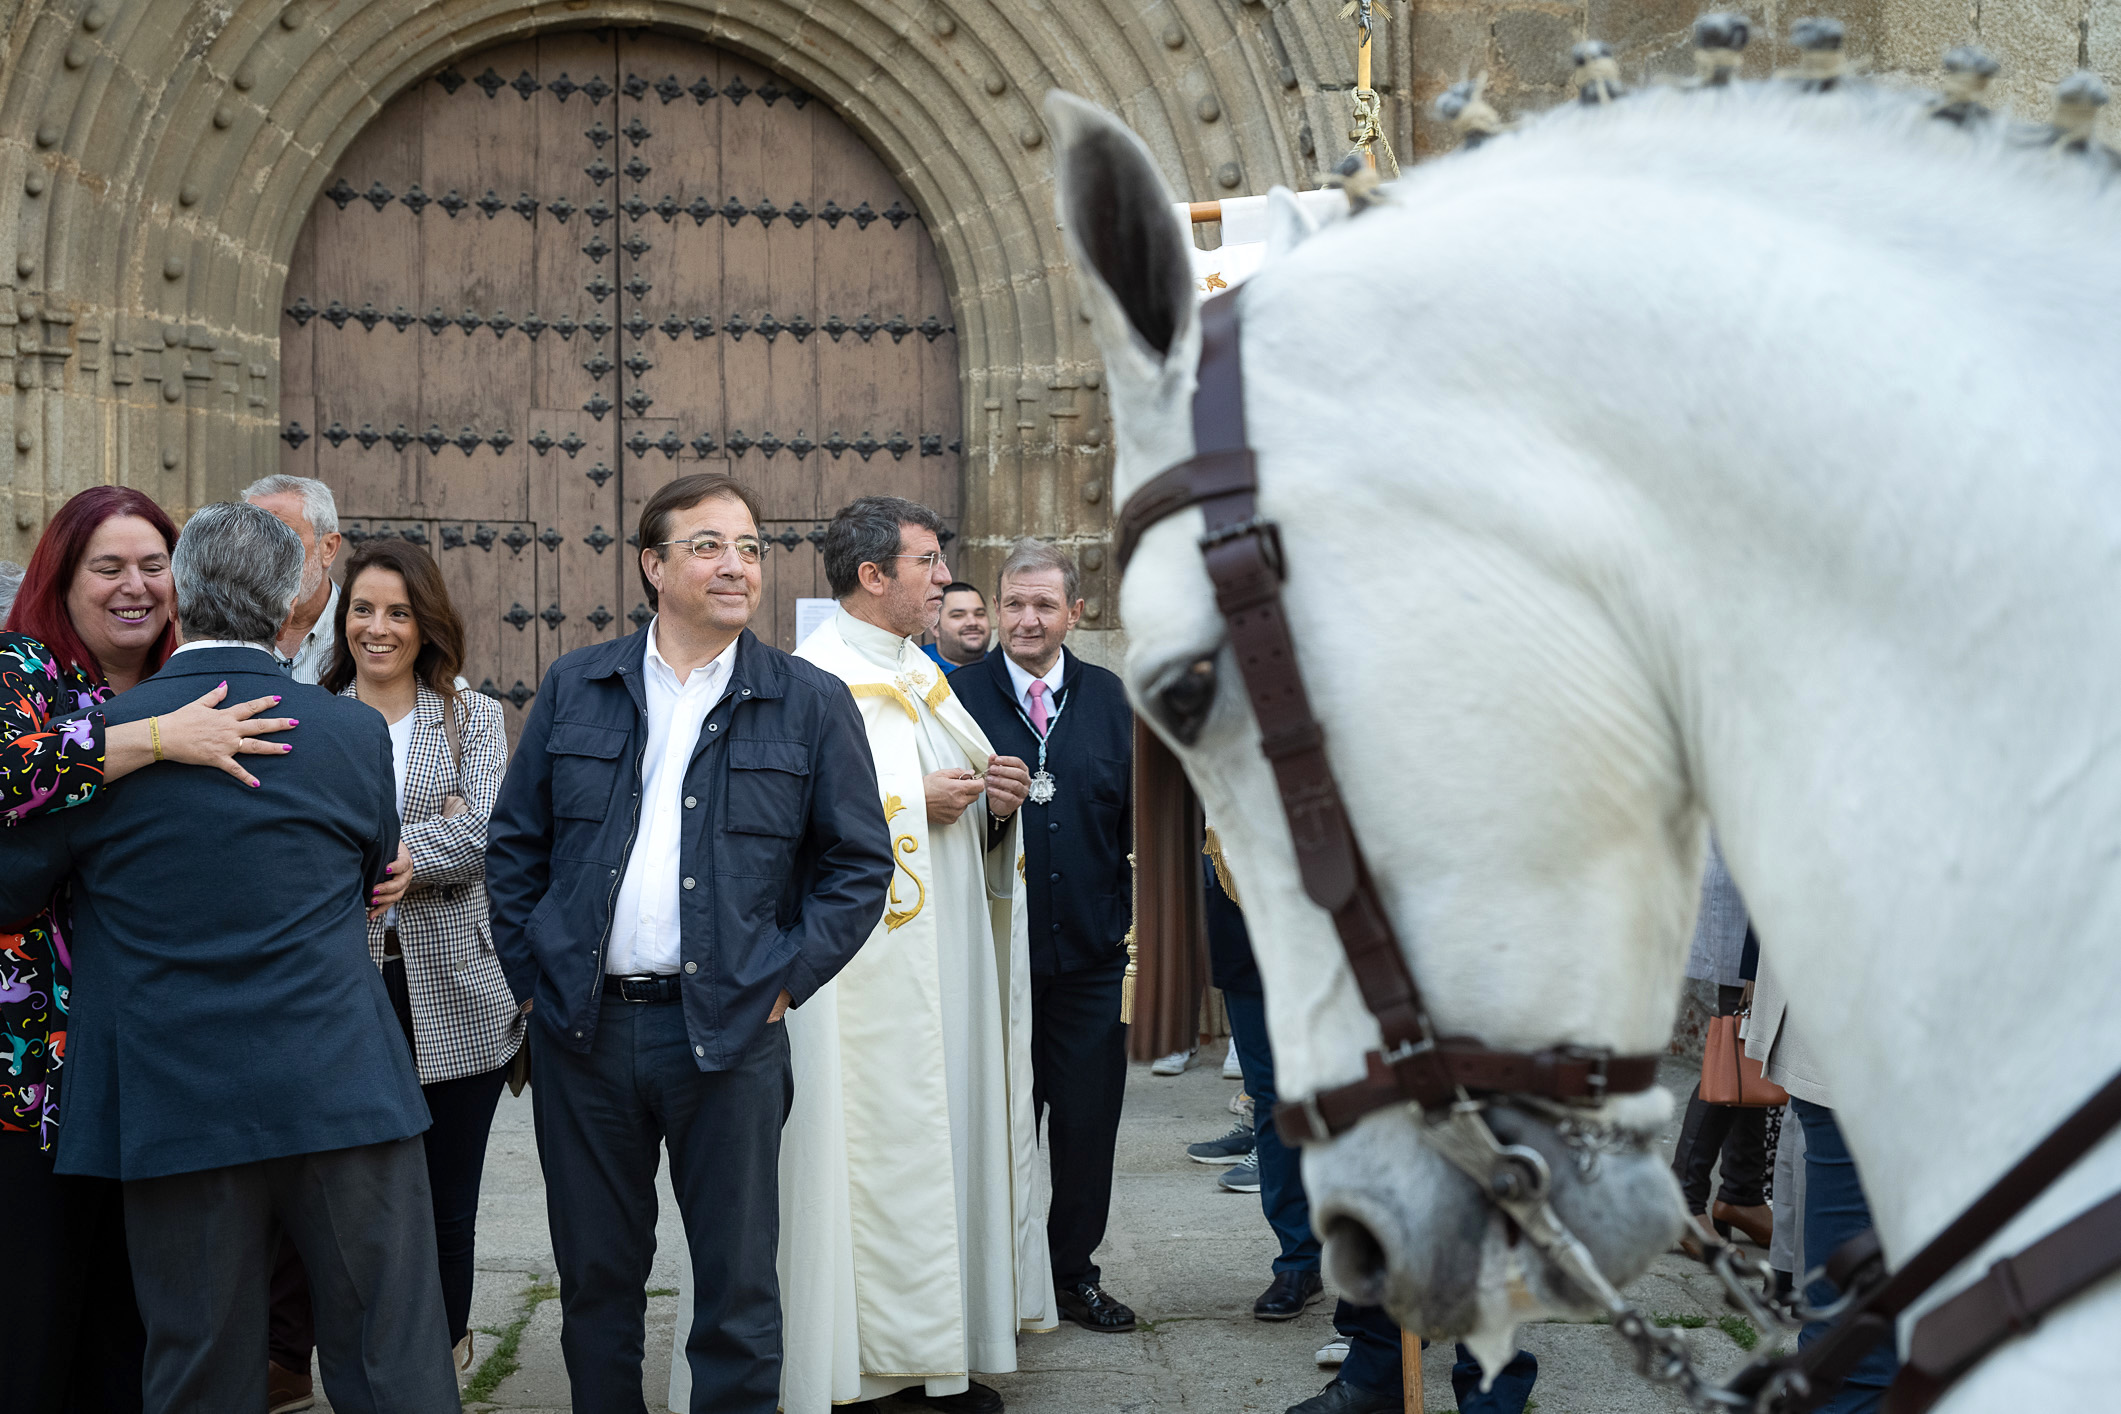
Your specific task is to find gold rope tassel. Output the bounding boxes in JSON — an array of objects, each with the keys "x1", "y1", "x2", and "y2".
[{"x1": 1120, "y1": 850, "x2": 1138, "y2": 1024}]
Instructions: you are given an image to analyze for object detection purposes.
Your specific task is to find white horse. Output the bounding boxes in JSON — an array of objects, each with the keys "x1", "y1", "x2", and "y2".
[{"x1": 1048, "y1": 71, "x2": 2121, "y2": 1406}]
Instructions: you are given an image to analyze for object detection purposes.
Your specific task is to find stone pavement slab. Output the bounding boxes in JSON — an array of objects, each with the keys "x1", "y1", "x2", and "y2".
[{"x1": 308, "y1": 1053, "x2": 1771, "y2": 1412}]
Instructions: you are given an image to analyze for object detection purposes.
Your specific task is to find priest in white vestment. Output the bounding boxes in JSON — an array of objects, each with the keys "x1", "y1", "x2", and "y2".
[{"x1": 671, "y1": 496, "x2": 1054, "y2": 1414}]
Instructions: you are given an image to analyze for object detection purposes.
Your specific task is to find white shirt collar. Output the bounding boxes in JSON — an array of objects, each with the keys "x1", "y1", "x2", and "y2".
[
  {"x1": 1004, "y1": 650, "x2": 1066, "y2": 713},
  {"x1": 643, "y1": 616, "x2": 741, "y2": 690},
  {"x1": 171, "y1": 639, "x2": 278, "y2": 659}
]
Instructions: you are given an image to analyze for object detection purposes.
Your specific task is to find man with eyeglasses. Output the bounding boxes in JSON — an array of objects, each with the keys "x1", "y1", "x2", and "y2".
[
  {"x1": 487, "y1": 472, "x2": 894, "y2": 1414},
  {"x1": 764, "y1": 495, "x2": 1048, "y2": 1414}
]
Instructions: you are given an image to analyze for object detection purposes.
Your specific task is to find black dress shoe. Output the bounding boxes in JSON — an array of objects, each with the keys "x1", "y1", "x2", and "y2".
[
  {"x1": 1254, "y1": 1269, "x2": 1325, "y2": 1321},
  {"x1": 1055, "y1": 1278, "x2": 1138, "y2": 1332},
  {"x1": 912, "y1": 1381, "x2": 1003, "y2": 1413},
  {"x1": 1286, "y1": 1377, "x2": 1402, "y2": 1414}
]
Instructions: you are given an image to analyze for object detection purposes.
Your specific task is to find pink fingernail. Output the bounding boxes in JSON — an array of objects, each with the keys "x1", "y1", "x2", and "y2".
[
  {"x1": 272, "y1": 696, "x2": 283, "y2": 704},
  {"x1": 218, "y1": 681, "x2": 227, "y2": 690},
  {"x1": 282, "y1": 745, "x2": 293, "y2": 753},
  {"x1": 288, "y1": 718, "x2": 298, "y2": 726}
]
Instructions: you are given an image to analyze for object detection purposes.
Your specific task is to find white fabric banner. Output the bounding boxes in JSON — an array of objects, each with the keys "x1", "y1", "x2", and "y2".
[{"x1": 1174, "y1": 188, "x2": 1346, "y2": 302}]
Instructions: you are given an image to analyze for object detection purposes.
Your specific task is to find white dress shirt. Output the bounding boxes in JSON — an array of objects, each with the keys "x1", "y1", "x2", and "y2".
[
  {"x1": 280, "y1": 579, "x2": 340, "y2": 685},
  {"x1": 607, "y1": 619, "x2": 740, "y2": 976},
  {"x1": 170, "y1": 639, "x2": 279, "y2": 661},
  {"x1": 1003, "y1": 652, "x2": 1066, "y2": 731}
]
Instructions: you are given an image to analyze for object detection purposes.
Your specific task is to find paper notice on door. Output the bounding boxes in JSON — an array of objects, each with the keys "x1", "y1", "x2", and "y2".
[{"x1": 795, "y1": 597, "x2": 836, "y2": 651}]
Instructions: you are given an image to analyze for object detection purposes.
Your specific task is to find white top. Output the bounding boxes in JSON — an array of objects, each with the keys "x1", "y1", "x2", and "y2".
[
  {"x1": 281, "y1": 580, "x2": 340, "y2": 685},
  {"x1": 169, "y1": 639, "x2": 277, "y2": 660},
  {"x1": 382, "y1": 708, "x2": 415, "y2": 928},
  {"x1": 608, "y1": 619, "x2": 740, "y2": 976},
  {"x1": 1002, "y1": 652, "x2": 1065, "y2": 731}
]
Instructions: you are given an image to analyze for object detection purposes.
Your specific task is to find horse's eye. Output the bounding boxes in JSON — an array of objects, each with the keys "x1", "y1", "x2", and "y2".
[{"x1": 1156, "y1": 656, "x2": 1219, "y2": 745}]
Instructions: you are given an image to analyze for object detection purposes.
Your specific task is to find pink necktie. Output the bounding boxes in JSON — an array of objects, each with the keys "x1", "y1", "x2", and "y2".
[{"x1": 1027, "y1": 679, "x2": 1050, "y2": 737}]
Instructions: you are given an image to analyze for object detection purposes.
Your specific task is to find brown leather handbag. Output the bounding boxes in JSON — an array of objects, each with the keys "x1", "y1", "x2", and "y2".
[{"x1": 1700, "y1": 1011, "x2": 1788, "y2": 1106}]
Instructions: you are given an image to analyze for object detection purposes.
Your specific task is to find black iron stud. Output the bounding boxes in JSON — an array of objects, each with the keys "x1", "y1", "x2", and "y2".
[
  {"x1": 920, "y1": 433, "x2": 943, "y2": 456},
  {"x1": 519, "y1": 311, "x2": 546, "y2": 339},
  {"x1": 586, "y1": 274, "x2": 614, "y2": 304},
  {"x1": 624, "y1": 390, "x2": 654, "y2": 416},
  {"x1": 538, "y1": 527, "x2": 564, "y2": 552},
  {"x1": 918, "y1": 315, "x2": 951, "y2": 341},
  {"x1": 530, "y1": 429, "x2": 555, "y2": 455},
  {"x1": 455, "y1": 307, "x2": 484, "y2": 335},
  {"x1": 755, "y1": 312, "x2": 783, "y2": 342},
  {"x1": 488, "y1": 428, "x2": 513, "y2": 454},
  {"x1": 688, "y1": 76, "x2": 716, "y2": 104},
  {"x1": 582, "y1": 74, "x2": 612, "y2": 105},
  {"x1": 588, "y1": 605, "x2": 615, "y2": 631},
  {"x1": 853, "y1": 313, "x2": 879, "y2": 342},
  {"x1": 622, "y1": 73, "x2": 650, "y2": 100},
  {"x1": 401, "y1": 185, "x2": 432, "y2": 216},
  {"x1": 724, "y1": 74, "x2": 751, "y2": 104},
  {"x1": 503, "y1": 602, "x2": 532, "y2": 629},
  {"x1": 626, "y1": 429, "x2": 652, "y2": 457},
  {"x1": 720, "y1": 197, "x2": 747, "y2": 227},
  {"x1": 586, "y1": 461, "x2": 614, "y2": 487},
  {"x1": 757, "y1": 431, "x2": 783, "y2": 459},
  {"x1": 586, "y1": 197, "x2": 613, "y2": 226},
  {"x1": 655, "y1": 430, "x2": 684, "y2": 458},
  {"x1": 583, "y1": 235, "x2": 611, "y2": 263},
  {"x1": 623, "y1": 274, "x2": 651, "y2": 300},
  {"x1": 690, "y1": 432, "x2": 718, "y2": 457},
  {"x1": 883, "y1": 201, "x2": 913, "y2": 229},
  {"x1": 584, "y1": 315, "x2": 612, "y2": 341},
  {"x1": 419, "y1": 424, "x2": 448, "y2": 454},
  {"x1": 620, "y1": 193, "x2": 648, "y2": 222},
  {"x1": 473, "y1": 67, "x2": 505, "y2": 98},
  {"x1": 324, "y1": 421, "x2": 352, "y2": 447},
  {"x1": 724, "y1": 314, "x2": 751, "y2": 341},
  {"x1": 822, "y1": 314, "x2": 848, "y2": 341},
  {"x1": 322, "y1": 300, "x2": 352, "y2": 329},
  {"x1": 585, "y1": 158, "x2": 613, "y2": 186},
  {"x1": 476, "y1": 677, "x2": 500, "y2": 701},
  {"x1": 658, "y1": 313, "x2": 688, "y2": 340},
  {"x1": 885, "y1": 314, "x2": 912, "y2": 343},
  {"x1": 653, "y1": 194, "x2": 680, "y2": 223},
  {"x1": 823, "y1": 430, "x2": 849, "y2": 458},
  {"x1": 623, "y1": 310, "x2": 652, "y2": 340},
  {"x1": 438, "y1": 189, "x2": 468, "y2": 217},
  {"x1": 806, "y1": 526, "x2": 829, "y2": 548},
  {"x1": 629, "y1": 602, "x2": 653, "y2": 627},
  {"x1": 885, "y1": 431, "x2": 912, "y2": 459},
  {"x1": 549, "y1": 73, "x2": 579, "y2": 102},
  {"x1": 585, "y1": 526, "x2": 616, "y2": 556},
  {"x1": 441, "y1": 524, "x2": 466, "y2": 549},
  {"x1": 584, "y1": 394, "x2": 613, "y2": 421},
  {"x1": 281, "y1": 422, "x2": 310, "y2": 448},
  {"x1": 623, "y1": 117, "x2": 652, "y2": 145},
  {"x1": 583, "y1": 351, "x2": 614, "y2": 380},
  {"x1": 286, "y1": 296, "x2": 318, "y2": 327},
  {"x1": 551, "y1": 316, "x2": 579, "y2": 341},
  {"x1": 789, "y1": 87, "x2": 812, "y2": 110},
  {"x1": 325, "y1": 178, "x2": 358, "y2": 210},
  {"x1": 853, "y1": 432, "x2": 880, "y2": 460},
  {"x1": 820, "y1": 200, "x2": 847, "y2": 228},
  {"x1": 754, "y1": 198, "x2": 780, "y2": 227},
  {"x1": 503, "y1": 527, "x2": 531, "y2": 554},
  {"x1": 511, "y1": 70, "x2": 541, "y2": 100},
  {"x1": 511, "y1": 192, "x2": 538, "y2": 221},
  {"x1": 547, "y1": 197, "x2": 576, "y2": 223},
  {"x1": 436, "y1": 69, "x2": 466, "y2": 95},
  {"x1": 939, "y1": 527, "x2": 956, "y2": 547},
  {"x1": 689, "y1": 316, "x2": 717, "y2": 340},
  {"x1": 851, "y1": 201, "x2": 877, "y2": 229},
  {"x1": 586, "y1": 121, "x2": 613, "y2": 149},
  {"x1": 788, "y1": 314, "x2": 815, "y2": 342},
  {"x1": 790, "y1": 432, "x2": 814, "y2": 460},
  {"x1": 685, "y1": 196, "x2": 716, "y2": 225},
  {"x1": 539, "y1": 603, "x2": 567, "y2": 629},
  {"x1": 623, "y1": 350, "x2": 653, "y2": 376},
  {"x1": 422, "y1": 306, "x2": 450, "y2": 335},
  {"x1": 355, "y1": 423, "x2": 381, "y2": 450},
  {"x1": 387, "y1": 306, "x2": 415, "y2": 332},
  {"x1": 472, "y1": 524, "x2": 497, "y2": 551},
  {"x1": 771, "y1": 527, "x2": 804, "y2": 549},
  {"x1": 622, "y1": 233, "x2": 653, "y2": 263},
  {"x1": 386, "y1": 424, "x2": 414, "y2": 452},
  {"x1": 786, "y1": 202, "x2": 812, "y2": 228},
  {"x1": 505, "y1": 681, "x2": 532, "y2": 709},
  {"x1": 489, "y1": 310, "x2": 515, "y2": 337},
  {"x1": 401, "y1": 523, "x2": 430, "y2": 547},
  {"x1": 364, "y1": 525, "x2": 396, "y2": 542},
  {"x1": 559, "y1": 431, "x2": 585, "y2": 457},
  {"x1": 726, "y1": 428, "x2": 754, "y2": 456},
  {"x1": 759, "y1": 79, "x2": 784, "y2": 106},
  {"x1": 654, "y1": 74, "x2": 685, "y2": 104},
  {"x1": 476, "y1": 190, "x2": 505, "y2": 218},
  {"x1": 362, "y1": 181, "x2": 395, "y2": 211}
]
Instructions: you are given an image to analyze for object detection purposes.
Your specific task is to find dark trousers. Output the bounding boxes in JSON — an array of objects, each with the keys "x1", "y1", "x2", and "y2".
[
  {"x1": 532, "y1": 999, "x2": 792, "y2": 1414},
  {"x1": 124, "y1": 1136, "x2": 456, "y2": 1414},
  {"x1": 1793, "y1": 1099, "x2": 1899, "y2": 1414},
  {"x1": 1224, "y1": 986, "x2": 1320, "y2": 1273},
  {"x1": 1338, "y1": 1300, "x2": 1537, "y2": 1412},
  {"x1": 0, "y1": 1136, "x2": 144, "y2": 1414},
  {"x1": 1672, "y1": 986, "x2": 1770, "y2": 1212},
  {"x1": 1030, "y1": 960, "x2": 1130, "y2": 1286}
]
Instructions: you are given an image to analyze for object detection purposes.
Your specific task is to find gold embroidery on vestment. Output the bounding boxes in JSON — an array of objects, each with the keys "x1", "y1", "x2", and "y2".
[
  {"x1": 850, "y1": 682, "x2": 917, "y2": 722},
  {"x1": 884, "y1": 835, "x2": 925, "y2": 930}
]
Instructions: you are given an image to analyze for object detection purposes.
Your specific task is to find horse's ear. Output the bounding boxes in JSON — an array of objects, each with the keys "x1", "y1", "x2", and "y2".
[
  {"x1": 1262, "y1": 186, "x2": 1319, "y2": 265},
  {"x1": 1046, "y1": 91, "x2": 1195, "y2": 365}
]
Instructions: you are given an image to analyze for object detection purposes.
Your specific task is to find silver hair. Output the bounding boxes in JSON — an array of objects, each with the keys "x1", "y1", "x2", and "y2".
[
  {"x1": 996, "y1": 537, "x2": 1081, "y2": 604},
  {"x1": 171, "y1": 503, "x2": 306, "y2": 644},
  {"x1": 240, "y1": 473, "x2": 339, "y2": 538},
  {"x1": 0, "y1": 560, "x2": 22, "y2": 625}
]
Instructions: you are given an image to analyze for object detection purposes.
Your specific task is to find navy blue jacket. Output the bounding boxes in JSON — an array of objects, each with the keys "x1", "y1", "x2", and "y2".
[
  {"x1": 0, "y1": 647, "x2": 427, "y2": 1180},
  {"x1": 953, "y1": 647, "x2": 1133, "y2": 977},
  {"x1": 485, "y1": 627, "x2": 892, "y2": 1068}
]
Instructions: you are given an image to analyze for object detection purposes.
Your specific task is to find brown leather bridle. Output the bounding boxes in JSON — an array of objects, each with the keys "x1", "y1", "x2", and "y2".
[{"x1": 1115, "y1": 287, "x2": 1663, "y2": 1145}]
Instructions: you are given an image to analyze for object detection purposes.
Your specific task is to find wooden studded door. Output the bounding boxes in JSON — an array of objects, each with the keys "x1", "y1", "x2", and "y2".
[{"x1": 278, "y1": 30, "x2": 962, "y2": 740}]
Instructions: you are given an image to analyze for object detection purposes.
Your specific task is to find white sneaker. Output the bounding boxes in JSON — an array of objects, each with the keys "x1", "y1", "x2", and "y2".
[
  {"x1": 1222, "y1": 1039, "x2": 1243, "y2": 1079},
  {"x1": 1150, "y1": 1047, "x2": 1197, "y2": 1076},
  {"x1": 1315, "y1": 1335, "x2": 1350, "y2": 1366}
]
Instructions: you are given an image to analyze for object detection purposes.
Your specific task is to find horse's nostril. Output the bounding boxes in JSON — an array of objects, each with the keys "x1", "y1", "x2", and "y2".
[
  {"x1": 1155, "y1": 655, "x2": 1218, "y2": 744},
  {"x1": 1323, "y1": 1217, "x2": 1390, "y2": 1307}
]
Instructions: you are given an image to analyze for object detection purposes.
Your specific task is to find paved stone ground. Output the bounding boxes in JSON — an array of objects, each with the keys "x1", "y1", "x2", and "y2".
[{"x1": 309, "y1": 1056, "x2": 1779, "y2": 1412}]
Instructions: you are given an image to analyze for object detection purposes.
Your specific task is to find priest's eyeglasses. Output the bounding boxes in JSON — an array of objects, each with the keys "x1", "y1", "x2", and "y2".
[{"x1": 657, "y1": 533, "x2": 763, "y2": 564}]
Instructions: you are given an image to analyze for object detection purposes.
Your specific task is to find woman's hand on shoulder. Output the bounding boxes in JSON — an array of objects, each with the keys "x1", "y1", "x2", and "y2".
[{"x1": 155, "y1": 680, "x2": 299, "y2": 788}]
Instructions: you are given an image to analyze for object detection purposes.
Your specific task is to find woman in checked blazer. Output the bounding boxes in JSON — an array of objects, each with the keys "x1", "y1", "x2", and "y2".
[{"x1": 322, "y1": 537, "x2": 526, "y2": 1382}]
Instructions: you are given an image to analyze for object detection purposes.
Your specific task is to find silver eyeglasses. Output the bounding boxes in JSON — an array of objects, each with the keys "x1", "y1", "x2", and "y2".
[
  {"x1": 657, "y1": 533, "x2": 764, "y2": 564},
  {"x1": 889, "y1": 551, "x2": 948, "y2": 571}
]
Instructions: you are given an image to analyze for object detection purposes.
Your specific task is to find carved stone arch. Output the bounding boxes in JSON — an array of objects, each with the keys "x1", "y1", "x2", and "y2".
[{"x1": 0, "y1": 0, "x2": 1390, "y2": 625}]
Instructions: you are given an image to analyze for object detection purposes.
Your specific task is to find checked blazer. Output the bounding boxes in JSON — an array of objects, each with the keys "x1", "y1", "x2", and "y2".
[{"x1": 341, "y1": 680, "x2": 525, "y2": 1084}]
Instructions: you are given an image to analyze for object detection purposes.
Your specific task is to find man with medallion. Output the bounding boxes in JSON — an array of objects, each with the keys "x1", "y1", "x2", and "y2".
[{"x1": 953, "y1": 538, "x2": 1139, "y2": 1336}]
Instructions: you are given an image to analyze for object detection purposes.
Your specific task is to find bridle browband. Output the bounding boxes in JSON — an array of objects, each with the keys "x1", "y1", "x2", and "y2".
[
  {"x1": 1115, "y1": 287, "x2": 1664, "y2": 1140},
  {"x1": 1113, "y1": 284, "x2": 2121, "y2": 1414}
]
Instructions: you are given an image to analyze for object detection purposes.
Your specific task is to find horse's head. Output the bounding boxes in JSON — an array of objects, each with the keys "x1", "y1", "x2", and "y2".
[{"x1": 1048, "y1": 92, "x2": 1698, "y2": 1360}]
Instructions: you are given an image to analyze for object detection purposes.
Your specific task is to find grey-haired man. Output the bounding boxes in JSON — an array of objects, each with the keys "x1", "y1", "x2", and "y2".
[{"x1": 243, "y1": 473, "x2": 343, "y2": 683}]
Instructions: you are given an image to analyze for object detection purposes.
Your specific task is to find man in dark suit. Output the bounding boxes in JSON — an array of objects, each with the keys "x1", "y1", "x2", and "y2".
[
  {"x1": 0, "y1": 502, "x2": 454, "y2": 1413},
  {"x1": 951, "y1": 537, "x2": 1138, "y2": 1334}
]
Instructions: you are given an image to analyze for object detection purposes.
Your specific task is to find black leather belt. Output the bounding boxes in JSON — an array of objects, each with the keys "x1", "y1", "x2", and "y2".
[
  {"x1": 602, "y1": 974, "x2": 682, "y2": 1003},
  {"x1": 381, "y1": 926, "x2": 402, "y2": 959}
]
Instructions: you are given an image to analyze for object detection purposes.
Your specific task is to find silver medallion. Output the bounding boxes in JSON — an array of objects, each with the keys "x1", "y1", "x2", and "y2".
[{"x1": 1028, "y1": 769, "x2": 1057, "y2": 805}]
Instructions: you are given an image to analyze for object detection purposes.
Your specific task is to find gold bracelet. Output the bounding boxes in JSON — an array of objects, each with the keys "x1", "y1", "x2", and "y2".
[{"x1": 149, "y1": 716, "x2": 163, "y2": 762}]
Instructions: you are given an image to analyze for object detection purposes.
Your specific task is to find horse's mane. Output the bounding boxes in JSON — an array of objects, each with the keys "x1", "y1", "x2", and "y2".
[{"x1": 1385, "y1": 78, "x2": 2121, "y2": 328}]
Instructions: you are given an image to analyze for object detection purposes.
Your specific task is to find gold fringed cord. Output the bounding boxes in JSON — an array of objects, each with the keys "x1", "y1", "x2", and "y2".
[{"x1": 1120, "y1": 849, "x2": 1139, "y2": 1023}]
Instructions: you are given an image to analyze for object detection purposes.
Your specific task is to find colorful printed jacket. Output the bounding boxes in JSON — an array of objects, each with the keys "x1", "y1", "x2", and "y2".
[{"x1": 0, "y1": 631, "x2": 109, "y2": 1150}]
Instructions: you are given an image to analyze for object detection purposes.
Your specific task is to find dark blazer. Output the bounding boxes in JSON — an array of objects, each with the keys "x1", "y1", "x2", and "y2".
[
  {"x1": 0, "y1": 646, "x2": 426, "y2": 1181},
  {"x1": 485, "y1": 626, "x2": 893, "y2": 1069},
  {"x1": 954, "y1": 646, "x2": 1133, "y2": 977}
]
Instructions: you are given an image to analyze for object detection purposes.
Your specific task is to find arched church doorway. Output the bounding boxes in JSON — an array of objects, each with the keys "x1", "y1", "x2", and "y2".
[{"x1": 277, "y1": 28, "x2": 961, "y2": 734}]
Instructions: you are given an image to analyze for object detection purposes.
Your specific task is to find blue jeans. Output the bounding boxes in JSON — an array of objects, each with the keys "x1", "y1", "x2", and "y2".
[
  {"x1": 1792, "y1": 1098, "x2": 1898, "y2": 1414},
  {"x1": 1225, "y1": 987, "x2": 1321, "y2": 1273},
  {"x1": 1338, "y1": 1299, "x2": 1537, "y2": 1412}
]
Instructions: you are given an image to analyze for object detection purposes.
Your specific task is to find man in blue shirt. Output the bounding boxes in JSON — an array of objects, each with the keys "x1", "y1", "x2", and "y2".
[{"x1": 921, "y1": 580, "x2": 990, "y2": 673}]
